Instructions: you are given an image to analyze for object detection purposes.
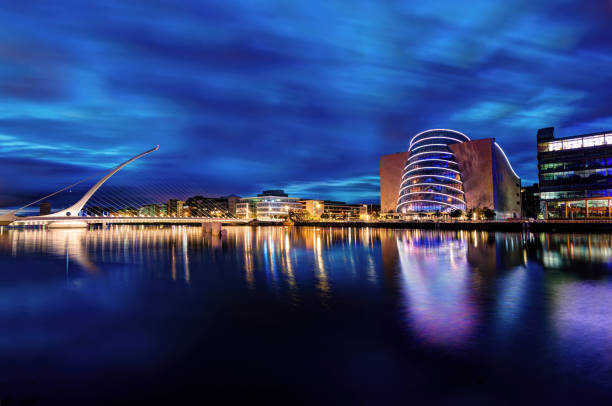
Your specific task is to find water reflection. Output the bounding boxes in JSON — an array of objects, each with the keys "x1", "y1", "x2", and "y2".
[
  {"x1": 0, "y1": 225, "x2": 611, "y2": 379},
  {"x1": 394, "y1": 231, "x2": 478, "y2": 348}
]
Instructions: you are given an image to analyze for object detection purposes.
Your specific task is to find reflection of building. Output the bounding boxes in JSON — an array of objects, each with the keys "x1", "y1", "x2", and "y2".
[
  {"x1": 236, "y1": 190, "x2": 302, "y2": 220},
  {"x1": 537, "y1": 127, "x2": 612, "y2": 219},
  {"x1": 167, "y1": 199, "x2": 184, "y2": 217},
  {"x1": 521, "y1": 183, "x2": 540, "y2": 218},
  {"x1": 381, "y1": 129, "x2": 521, "y2": 218},
  {"x1": 40, "y1": 202, "x2": 51, "y2": 216}
]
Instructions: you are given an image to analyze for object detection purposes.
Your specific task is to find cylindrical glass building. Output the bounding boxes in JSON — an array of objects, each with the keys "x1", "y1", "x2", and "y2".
[{"x1": 397, "y1": 129, "x2": 469, "y2": 213}]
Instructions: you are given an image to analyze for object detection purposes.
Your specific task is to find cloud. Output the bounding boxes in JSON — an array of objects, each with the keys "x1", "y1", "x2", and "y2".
[{"x1": 0, "y1": 0, "x2": 610, "y2": 205}]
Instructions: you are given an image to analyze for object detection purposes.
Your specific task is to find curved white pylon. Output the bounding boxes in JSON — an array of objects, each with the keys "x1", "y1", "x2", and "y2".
[{"x1": 43, "y1": 145, "x2": 159, "y2": 218}]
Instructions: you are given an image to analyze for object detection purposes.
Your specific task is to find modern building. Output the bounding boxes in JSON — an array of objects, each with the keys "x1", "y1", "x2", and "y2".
[
  {"x1": 236, "y1": 190, "x2": 302, "y2": 220},
  {"x1": 381, "y1": 129, "x2": 521, "y2": 219},
  {"x1": 138, "y1": 203, "x2": 167, "y2": 217},
  {"x1": 302, "y1": 200, "x2": 366, "y2": 220},
  {"x1": 521, "y1": 183, "x2": 540, "y2": 218},
  {"x1": 39, "y1": 202, "x2": 51, "y2": 216},
  {"x1": 167, "y1": 199, "x2": 184, "y2": 217},
  {"x1": 380, "y1": 151, "x2": 411, "y2": 214},
  {"x1": 537, "y1": 127, "x2": 612, "y2": 219},
  {"x1": 185, "y1": 195, "x2": 239, "y2": 217}
]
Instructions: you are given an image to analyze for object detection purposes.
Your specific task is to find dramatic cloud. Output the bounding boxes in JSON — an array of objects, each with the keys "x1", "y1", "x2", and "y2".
[{"x1": 1, "y1": 0, "x2": 611, "y2": 206}]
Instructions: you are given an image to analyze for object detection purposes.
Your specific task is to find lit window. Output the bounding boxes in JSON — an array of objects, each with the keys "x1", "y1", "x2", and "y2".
[
  {"x1": 562, "y1": 139, "x2": 582, "y2": 150},
  {"x1": 548, "y1": 141, "x2": 563, "y2": 151},
  {"x1": 583, "y1": 135, "x2": 605, "y2": 148}
]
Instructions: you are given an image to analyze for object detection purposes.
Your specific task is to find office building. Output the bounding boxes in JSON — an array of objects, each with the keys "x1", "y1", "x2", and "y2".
[
  {"x1": 302, "y1": 200, "x2": 366, "y2": 220},
  {"x1": 138, "y1": 203, "x2": 167, "y2": 217},
  {"x1": 39, "y1": 202, "x2": 51, "y2": 216},
  {"x1": 537, "y1": 127, "x2": 612, "y2": 219},
  {"x1": 167, "y1": 199, "x2": 184, "y2": 217},
  {"x1": 521, "y1": 183, "x2": 540, "y2": 218},
  {"x1": 381, "y1": 129, "x2": 521, "y2": 219},
  {"x1": 236, "y1": 190, "x2": 302, "y2": 220},
  {"x1": 185, "y1": 195, "x2": 239, "y2": 217}
]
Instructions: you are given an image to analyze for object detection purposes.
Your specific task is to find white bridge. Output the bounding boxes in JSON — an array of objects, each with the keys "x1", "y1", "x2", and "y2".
[{"x1": 0, "y1": 146, "x2": 247, "y2": 228}]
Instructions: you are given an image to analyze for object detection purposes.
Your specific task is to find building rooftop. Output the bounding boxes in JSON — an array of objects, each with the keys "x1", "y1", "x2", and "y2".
[{"x1": 537, "y1": 127, "x2": 612, "y2": 143}]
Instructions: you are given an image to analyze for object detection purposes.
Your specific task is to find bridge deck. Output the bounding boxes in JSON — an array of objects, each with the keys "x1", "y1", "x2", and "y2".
[{"x1": 9, "y1": 216, "x2": 248, "y2": 226}]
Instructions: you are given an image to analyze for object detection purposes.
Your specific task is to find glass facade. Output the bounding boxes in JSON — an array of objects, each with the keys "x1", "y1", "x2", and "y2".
[
  {"x1": 537, "y1": 127, "x2": 612, "y2": 219},
  {"x1": 397, "y1": 129, "x2": 469, "y2": 213},
  {"x1": 236, "y1": 190, "x2": 302, "y2": 220}
]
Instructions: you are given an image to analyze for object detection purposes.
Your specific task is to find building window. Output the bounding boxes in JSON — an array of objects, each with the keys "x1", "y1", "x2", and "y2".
[
  {"x1": 567, "y1": 200, "x2": 586, "y2": 219},
  {"x1": 588, "y1": 200, "x2": 609, "y2": 218}
]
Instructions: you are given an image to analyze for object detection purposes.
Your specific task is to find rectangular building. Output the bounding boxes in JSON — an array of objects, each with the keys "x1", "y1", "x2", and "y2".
[
  {"x1": 521, "y1": 183, "x2": 540, "y2": 218},
  {"x1": 380, "y1": 151, "x2": 410, "y2": 214},
  {"x1": 537, "y1": 127, "x2": 612, "y2": 219},
  {"x1": 450, "y1": 138, "x2": 521, "y2": 219},
  {"x1": 236, "y1": 190, "x2": 302, "y2": 220}
]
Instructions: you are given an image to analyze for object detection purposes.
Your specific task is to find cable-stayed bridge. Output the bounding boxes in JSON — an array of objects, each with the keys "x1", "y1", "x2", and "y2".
[{"x1": 0, "y1": 146, "x2": 247, "y2": 228}]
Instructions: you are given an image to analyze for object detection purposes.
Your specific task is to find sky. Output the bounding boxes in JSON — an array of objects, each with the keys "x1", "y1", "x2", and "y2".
[{"x1": 1, "y1": 0, "x2": 612, "y2": 207}]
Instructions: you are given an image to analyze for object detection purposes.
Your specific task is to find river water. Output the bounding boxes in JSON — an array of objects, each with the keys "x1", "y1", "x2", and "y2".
[{"x1": 0, "y1": 225, "x2": 611, "y2": 404}]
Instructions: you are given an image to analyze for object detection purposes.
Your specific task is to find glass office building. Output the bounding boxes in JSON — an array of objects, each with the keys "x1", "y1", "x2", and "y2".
[
  {"x1": 537, "y1": 127, "x2": 612, "y2": 219},
  {"x1": 236, "y1": 190, "x2": 302, "y2": 220}
]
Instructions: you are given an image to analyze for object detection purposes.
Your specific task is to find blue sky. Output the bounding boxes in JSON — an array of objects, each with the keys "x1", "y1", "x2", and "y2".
[{"x1": 1, "y1": 0, "x2": 611, "y2": 206}]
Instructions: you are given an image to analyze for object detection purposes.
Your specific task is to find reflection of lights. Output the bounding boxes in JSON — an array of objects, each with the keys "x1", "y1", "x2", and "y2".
[
  {"x1": 182, "y1": 228, "x2": 190, "y2": 284},
  {"x1": 492, "y1": 267, "x2": 528, "y2": 340},
  {"x1": 552, "y1": 282, "x2": 612, "y2": 367},
  {"x1": 314, "y1": 234, "x2": 330, "y2": 297},
  {"x1": 395, "y1": 234, "x2": 477, "y2": 348}
]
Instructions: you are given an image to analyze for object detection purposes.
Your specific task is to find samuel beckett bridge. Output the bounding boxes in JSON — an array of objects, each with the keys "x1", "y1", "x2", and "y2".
[{"x1": 0, "y1": 146, "x2": 248, "y2": 228}]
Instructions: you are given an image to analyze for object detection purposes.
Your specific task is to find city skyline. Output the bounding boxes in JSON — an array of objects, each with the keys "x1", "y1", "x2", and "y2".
[{"x1": 1, "y1": 1, "x2": 612, "y2": 206}]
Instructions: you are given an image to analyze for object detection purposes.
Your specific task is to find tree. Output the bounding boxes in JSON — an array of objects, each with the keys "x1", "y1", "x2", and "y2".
[
  {"x1": 481, "y1": 207, "x2": 496, "y2": 220},
  {"x1": 450, "y1": 209, "x2": 463, "y2": 218},
  {"x1": 466, "y1": 208, "x2": 474, "y2": 219}
]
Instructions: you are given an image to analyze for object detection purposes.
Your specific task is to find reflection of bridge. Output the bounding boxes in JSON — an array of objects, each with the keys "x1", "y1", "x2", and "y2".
[{"x1": 0, "y1": 146, "x2": 247, "y2": 228}]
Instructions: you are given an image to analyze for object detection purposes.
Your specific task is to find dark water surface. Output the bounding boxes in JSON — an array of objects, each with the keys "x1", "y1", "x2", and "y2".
[{"x1": 1, "y1": 226, "x2": 612, "y2": 404}]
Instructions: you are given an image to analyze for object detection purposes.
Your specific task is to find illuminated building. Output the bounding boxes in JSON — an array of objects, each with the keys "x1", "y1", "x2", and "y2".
[
  {"x1": 381, "y1": 129, "x2": 521, "y2": 218},
  {"x1": 167, "y1": 199, "x2": 184, "y2": 217},
  {"x1": 537, "y1": 127, "x2": 612, "y2": 219},
  {"x1": 236, "y1": 190, "x2": 302, "y2": 220},
  {"x1": 302, "y1": 200, "x2": 365, "y2": 220},
  {"x1": 138, "y1": 203, "x2": 167, "y2": 217},
  {"x1": 184, "y1": 195, "x2": 238, "y2": 217}
]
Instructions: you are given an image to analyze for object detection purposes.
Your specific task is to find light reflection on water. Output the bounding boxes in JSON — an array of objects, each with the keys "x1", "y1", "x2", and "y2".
[{"x1": 1, "y1": 225, "x2": 612, "y2": 400}]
